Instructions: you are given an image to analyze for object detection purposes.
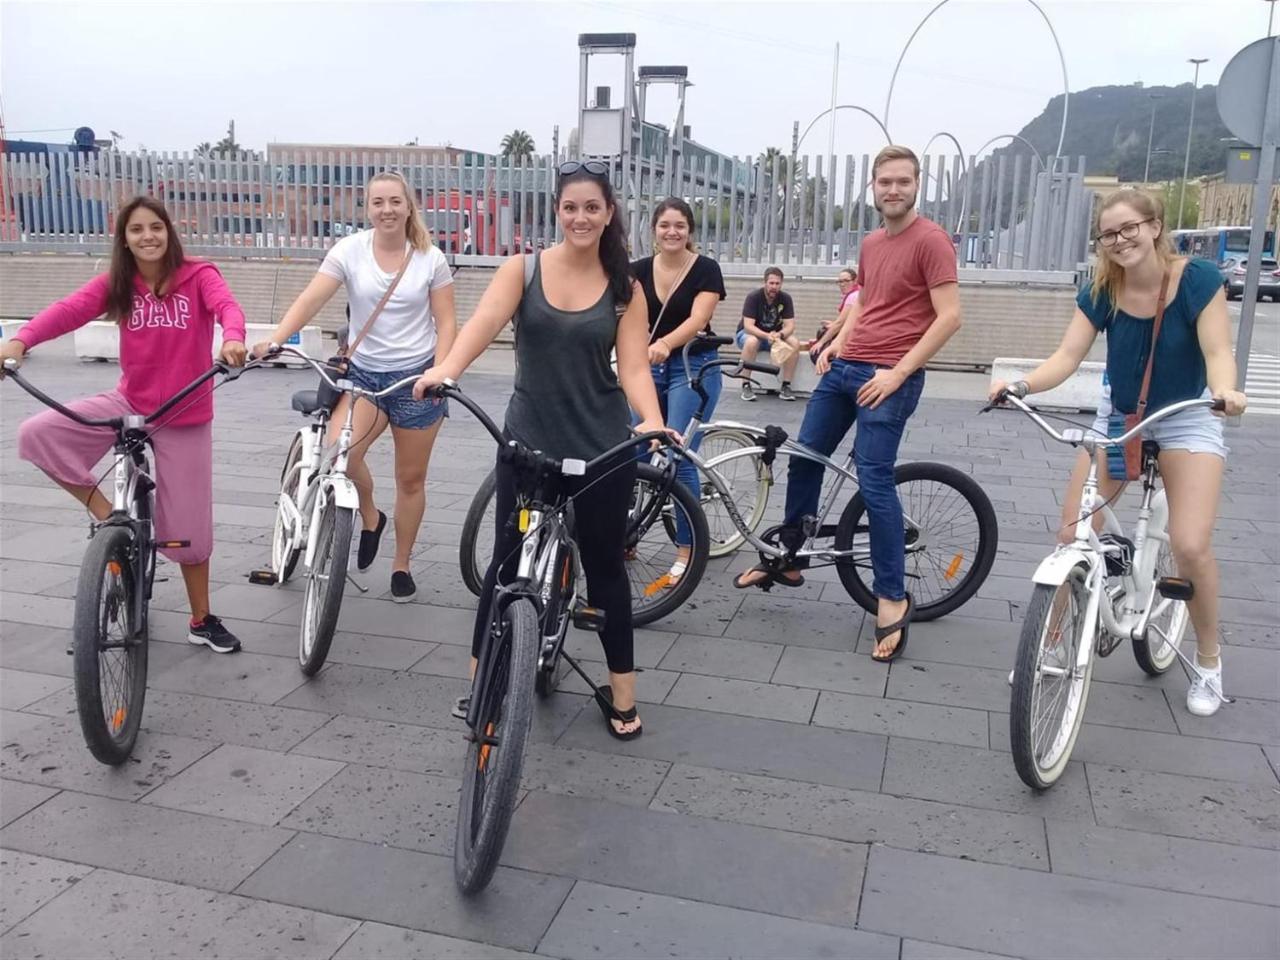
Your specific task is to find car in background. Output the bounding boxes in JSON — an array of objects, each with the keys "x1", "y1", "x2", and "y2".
[{"x1": 1226, "y1": 257, "x2": 1280, "y2": 300}]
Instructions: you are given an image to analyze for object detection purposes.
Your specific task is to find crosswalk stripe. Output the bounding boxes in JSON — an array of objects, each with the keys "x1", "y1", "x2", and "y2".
[{"x1": 1244, "y1": 353, "x2": 1280, "y2": 415}]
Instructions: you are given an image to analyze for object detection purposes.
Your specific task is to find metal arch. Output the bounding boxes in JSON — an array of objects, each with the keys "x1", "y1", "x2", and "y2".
[
  {"x1": 794, "y1": 104, "x2": 893, "y2": 156},
  {"x1": 885, "y1": 0, "x2": 1069, "y2": 160},
  {"x1": 973, "y1": 133, "x2": 1045, "y2": 171},
  {"x1": 921, "y1": 131, "x2": 968, "y2": 184}
]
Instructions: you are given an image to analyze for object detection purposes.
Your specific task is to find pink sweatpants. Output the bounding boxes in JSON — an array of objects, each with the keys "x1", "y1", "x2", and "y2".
[{"x1": 17, "y1": 389, "x2": 214, "y2": 565}]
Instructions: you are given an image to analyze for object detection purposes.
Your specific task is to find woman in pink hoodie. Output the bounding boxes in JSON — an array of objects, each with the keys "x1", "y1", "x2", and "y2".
[{"x1": 0, "y1": 196, "x2": 248, "y2": 653}]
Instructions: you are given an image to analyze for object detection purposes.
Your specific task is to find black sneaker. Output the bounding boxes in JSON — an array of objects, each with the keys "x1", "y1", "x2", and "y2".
[
  {"x1": 188, "y1": 614, "x2": 242, "y2": 654},
  {"x1": 390, "y1": 570, "x2": 417, "y2": 603},
  {"x1": 357, "y1": 511, "x2": 387, "y2": 571},
  {"x1": 779, "y1": 383, "x2": 796, "y2": 401}
]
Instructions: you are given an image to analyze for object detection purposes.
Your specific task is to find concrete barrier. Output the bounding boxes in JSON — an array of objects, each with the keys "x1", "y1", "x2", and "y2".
[
  {"x1": 991, "y1": 357, "x2": 1105, "y2": 412},
  {"x1": 72, "y1": 321, "x2": 324, "y2": 366}
]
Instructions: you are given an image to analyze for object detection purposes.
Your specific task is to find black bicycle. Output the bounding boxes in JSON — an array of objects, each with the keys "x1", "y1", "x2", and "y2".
[
  {"x1": 428, "y1": 379, "x2": 672, "y2": 894},
  {"x1": 2, "y1": 358, "x2": 256, "y2": 764}
]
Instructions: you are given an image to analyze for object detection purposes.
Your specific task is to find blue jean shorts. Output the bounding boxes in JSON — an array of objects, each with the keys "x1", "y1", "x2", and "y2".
[
  {"x1": 347, "y1": 360, "x2": 448, "y2": 430},
  {"x1": 1090, "y1": 379, "x2": 1226, "y2": 459},
  {"x1": 736, "y1": 329, "x2": 772, "y2": 352}
]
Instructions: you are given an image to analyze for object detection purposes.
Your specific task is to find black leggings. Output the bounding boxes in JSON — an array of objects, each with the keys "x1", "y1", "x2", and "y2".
[{"x1": 471, "y1": 450, "x2": 637, "y2": 674}]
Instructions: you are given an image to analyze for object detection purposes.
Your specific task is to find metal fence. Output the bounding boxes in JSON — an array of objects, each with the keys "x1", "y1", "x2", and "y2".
[{"x1": 0, "y1": 148, "x2": 1091, "y2": 271}]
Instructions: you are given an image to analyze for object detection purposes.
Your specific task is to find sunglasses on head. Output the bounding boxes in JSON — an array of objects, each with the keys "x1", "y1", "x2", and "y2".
[{"x1": 558, "y1": 160, "x2": 610, "y2": 179}]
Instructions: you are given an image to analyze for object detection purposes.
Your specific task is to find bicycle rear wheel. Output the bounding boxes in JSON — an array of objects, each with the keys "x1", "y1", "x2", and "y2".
[
  {"x1": 459, "y1": 468, "x2": 498, "y2": 597},
  {"x1": 72, "y1": 525, "x2": 147, "y2": 765},
  {"x1": 1132, "y1": 539, "x2": 1185, "y2": 676},
  {"x1": 1009, "y1": 571, "x2": 1094, "y2": 789},
  {"x1": 271, "y1": 433, "x2": 305, "y2": 583},
  {"x1": 697, "y1": 428, "x2": 771, "y2": 558},
  {"x1": 626, "y1": 463, "x2": 710, "y2": 626},
  {"x1": 835, "y1": 461, "x2": 997, "y2": 621},
  {"x1": 299, "y1": 498, "x2": 354, "y2": 676},
  {"x1": 454, "y1": 597, "x2": 538, "y2": 894}
]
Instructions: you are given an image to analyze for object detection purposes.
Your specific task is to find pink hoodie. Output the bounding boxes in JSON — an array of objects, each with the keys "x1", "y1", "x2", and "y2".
[{"x1": 15, "y1": 261, "x2": 246, "y2": 427}]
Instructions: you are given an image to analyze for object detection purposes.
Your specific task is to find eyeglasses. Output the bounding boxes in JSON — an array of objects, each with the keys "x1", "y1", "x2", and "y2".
[
  {"x1": 558, "y1": 160, "x2": 610, "y2": 179},
  {"x1": 1095, "y1": 219, "x2": 1154, "y2": 247}
]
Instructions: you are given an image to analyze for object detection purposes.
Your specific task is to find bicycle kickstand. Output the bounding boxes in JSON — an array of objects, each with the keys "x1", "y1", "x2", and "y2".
[{"x1": 346, "y1": 571, "x2": 370, "y2": 594}]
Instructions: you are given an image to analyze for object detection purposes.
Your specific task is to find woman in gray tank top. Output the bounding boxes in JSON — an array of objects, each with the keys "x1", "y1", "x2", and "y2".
[{"x1": 415, "y1": 162, "x2": 667, "y2": 739}]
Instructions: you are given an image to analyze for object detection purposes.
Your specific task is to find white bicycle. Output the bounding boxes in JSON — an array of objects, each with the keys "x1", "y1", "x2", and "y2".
[
  {"x1": 264, "y1": 345, "x2": 421, "y2": 675},
  {"x1": 997, "y1": 391, "x2": 1230, "y2": 789}
]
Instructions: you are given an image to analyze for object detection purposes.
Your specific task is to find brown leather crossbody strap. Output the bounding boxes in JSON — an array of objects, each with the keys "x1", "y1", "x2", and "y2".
[
  {"x1": 1134, "y1": 267, "x2": 1171, "y2": 417},
  {"x1": 341, "y1": 244, "x2": 414, "y2": 358}
]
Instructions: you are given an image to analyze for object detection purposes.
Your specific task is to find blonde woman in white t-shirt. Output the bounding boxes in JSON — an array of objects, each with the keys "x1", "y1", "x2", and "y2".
[{"x1": 256, "y1": 171, "x2": 456, "y2": 602}]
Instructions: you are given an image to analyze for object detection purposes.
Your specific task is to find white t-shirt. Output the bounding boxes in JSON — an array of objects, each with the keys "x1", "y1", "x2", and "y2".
[{"x1": 318, "y1": 230, "x2": 453, "y2": 372}]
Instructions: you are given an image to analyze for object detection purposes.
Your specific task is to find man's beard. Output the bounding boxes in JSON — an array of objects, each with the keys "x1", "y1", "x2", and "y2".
[{"x1": 874, "y1": 189, "x2": 917, "y2": 218}]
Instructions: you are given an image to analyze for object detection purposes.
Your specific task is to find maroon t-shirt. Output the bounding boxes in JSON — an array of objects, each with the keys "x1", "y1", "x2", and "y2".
[{"x1": 840, "y1": 215, "x2": 957, "y2": 367}]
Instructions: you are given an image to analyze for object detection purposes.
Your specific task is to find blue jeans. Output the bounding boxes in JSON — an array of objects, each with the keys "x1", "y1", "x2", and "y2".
[
  {"x1": 638, "y1": 349, "x2": 723, "y2": 547},
  {"x1": 783, "y1": 359, "x2": 924, "y2": 600}
]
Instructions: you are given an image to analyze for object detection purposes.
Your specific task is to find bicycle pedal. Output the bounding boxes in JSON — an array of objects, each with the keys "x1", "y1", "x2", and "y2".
[
  {"x1": 572, "y1": 604, "x2": 607, "y2": 631},
  {"x1": 155, "y1": 540, "x2": 191, "y2": 549},
  {"x1": 248, "y1": 569, "x2": 278, "y2": 586},
  {"x1": 1156, "y1": 577, "x2": 1194, "y2": 602}
]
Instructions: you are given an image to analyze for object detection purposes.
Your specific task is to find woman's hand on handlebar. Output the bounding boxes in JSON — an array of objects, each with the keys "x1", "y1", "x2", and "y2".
[
  {"x1": 635, "y1": 417, "x2": 684, "y2": 451},
  {"x1": 0, "y1": 339, "x2": 26, "y2": 378},
  {"x1": 218, "y1": 340, "x2": 248, "y2": 368},
  {"x1": 1212, "y1": 389, "x2": 1247, "y2": 418},
  {"x1": 987, "y1": 379, "x2": 1029, "y2": 403},
  {"x1": 249, "y1": 339, "x2": 280, "y2": 361},
  {"x1": 412, "y1": 365, "x2": 450, "y2": 401}
]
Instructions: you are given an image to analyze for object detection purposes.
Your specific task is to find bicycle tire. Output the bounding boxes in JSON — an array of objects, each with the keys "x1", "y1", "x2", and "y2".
[
  {"x1": 73, "y1": 524, "x2": 147, "y2": 765},
  {"x1": 697, "y1": 427, "x2": 772, "y2": 558},
  {"x1": 454, "y1": 596, "x2": 538, "y2": 894},
  {"x1": 834, "y1": 461, "x2": 998, "y2": 621},
  {"x1": 272, "y1": 433, "x2": 305, "y2": 584},
  {"x1": 627, "y1": 462, "x2": 711, "y2": 626},
  {"x1": 299, "y1": 499, "x2": 354, "y2": 676},
  {"x1": 1132, "y1": 538, "x2": 1186, "y2": 676},
  {"x1": 459, "y1": 467, "x2": 498, "y2": 597},
  {"x1": 1010, "y1": 572, "x2": 1094, "y2": 789}
]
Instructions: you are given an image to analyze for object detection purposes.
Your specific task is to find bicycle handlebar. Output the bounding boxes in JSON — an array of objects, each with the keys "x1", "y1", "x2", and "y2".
[
  {"x1": 258, "y1": 345, "x2": 420, "y2": 400},
  {"x1": 995, "y1": 392, "x2": 1225, "y2": 448}
]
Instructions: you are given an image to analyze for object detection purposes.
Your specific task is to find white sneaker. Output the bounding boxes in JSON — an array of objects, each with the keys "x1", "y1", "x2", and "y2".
[{"x1": 1186, "y1": 659, "x2": 1224, "y2": 717}]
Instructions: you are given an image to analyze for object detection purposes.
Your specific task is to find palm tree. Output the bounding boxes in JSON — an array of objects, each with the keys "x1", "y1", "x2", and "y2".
[
  {"x1": 194, "y1": 141, "x2": 213, "y2": 156},
  {"x1": 500, "y1": 129, "x2": 536, "y2": 159}
]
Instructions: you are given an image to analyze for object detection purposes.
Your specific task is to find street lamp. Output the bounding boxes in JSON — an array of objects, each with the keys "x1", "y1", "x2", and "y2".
[
  {"x1": 1143, "y1": 93, "x2": 1162, "y2": 183},
  {"x1": 1178, "y1": 57, "x2": 1208, "y2": 229},
  {"x1": 1266, "y1": 0, "x2": 1278, "y2": 37}
]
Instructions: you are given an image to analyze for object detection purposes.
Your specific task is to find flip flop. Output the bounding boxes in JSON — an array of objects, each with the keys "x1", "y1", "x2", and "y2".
[
  {"x1": 732, "y1": 563, "x2": 805, "y2": 590},
  {"x1": 594, "y1": 684, "x2": 643, "y2": 741},
  {"x1": 871, "y1": 592, "x2": 915, "y2": 663}
]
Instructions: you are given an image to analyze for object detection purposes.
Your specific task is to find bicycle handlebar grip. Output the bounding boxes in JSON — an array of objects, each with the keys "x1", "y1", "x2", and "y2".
[
  {"x1": 742, "y1": 361, "x2": 780, "y2": 376},
  {"x1": 1211, "y1": 397, "x2": 1227, "y2": 412},
  {"x1": 698, "y1": 334, "x2": 735, "y2": 348}
]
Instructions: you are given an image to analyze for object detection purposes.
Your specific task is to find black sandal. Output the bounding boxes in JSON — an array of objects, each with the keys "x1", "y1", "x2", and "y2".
[
  {"x1": 357, "y1": 510, "x2": 387, "y2": 571},
  {"x1": 871, "y1": 593, "x2": 915, "y2": 663},
  {"x1": 732, "y1": 563, "x2": 805, "y2": 591},
  {"x1": 594, "y1": 684, "x2": 643, "y2": 741}
]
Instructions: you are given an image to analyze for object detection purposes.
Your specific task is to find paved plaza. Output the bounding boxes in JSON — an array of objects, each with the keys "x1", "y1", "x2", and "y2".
[{"x1": 0, "y1": 340, "x2": 1277, "y2": 959}]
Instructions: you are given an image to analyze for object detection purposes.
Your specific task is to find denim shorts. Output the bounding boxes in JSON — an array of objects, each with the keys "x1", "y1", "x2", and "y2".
[
  {"x1": 347, "y1": 360, "x2": 448, "y2": 430},
  {"x1": 1090, "y1": 380, "x2": 1226, "y2": 459},
  {"x1": 736, "y1": 329, "x2": 772, "y2": 351}
]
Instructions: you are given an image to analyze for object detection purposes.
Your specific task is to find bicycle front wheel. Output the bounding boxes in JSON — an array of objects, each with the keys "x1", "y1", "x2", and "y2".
[
  {"x1": 835, "y1": 461, "x2": 997, "y2": 621},
  {"x1": 454, "y1": 596, "x2": 538, "y2": 894},
  {"x1": 459, "y1": 468, "x2": 498, "y2": 597},
  {"x1": 272, "y1": 433, "x2": 305, "y2": 584},
  {"x1": 299, "y1": 499, "x2": 354, "y2": 676},
  {"x1": 697, "y1": 428, "x2": 772, "y2": 558},
  {"x1": 1132, "y1": 538, "x2": 1186, "y2": 676},
  {"x1": 1009, "y1": 572, "x2": 1094, "y2": 789},
  {"x1": 73, "y1": 525, "x2": 147, "y2": 765},
  {"x1": 626, "y1": 463, "x2": 710, "y2": 626}
]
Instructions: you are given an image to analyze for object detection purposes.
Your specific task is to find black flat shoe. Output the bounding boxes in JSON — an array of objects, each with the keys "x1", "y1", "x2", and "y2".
[
  {"x1": 594, "y1": 684, "x2": 643, "y2": 741},
  {"x1": 871, "y1": 593, "x2": 915, "y2": 663},
  {"x1": 357, "y1": 510, "x2": 387, "y2": 571}
]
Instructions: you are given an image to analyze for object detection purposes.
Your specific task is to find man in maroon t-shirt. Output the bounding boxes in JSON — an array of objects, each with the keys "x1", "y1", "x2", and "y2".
[{"x1": 735, "y1": 145, "x2": 962, "y2": 661}]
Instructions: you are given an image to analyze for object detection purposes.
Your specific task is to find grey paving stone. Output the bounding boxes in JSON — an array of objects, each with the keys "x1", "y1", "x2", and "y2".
[
  {"x1": 560, "y1": 625, "x2": 679, "y2": 669},
  {"x1": 281, "y1": 762, "x2": 459, "y2": 855},
  {"x1": 885, "y1": 660, "x2": 1014, "y2": 713},
  {"x1": 881, "y1": 738, "x2": 1094, "y2": 822},
  {"x1": 724, "y1": 593, "x2": 860, "y2": 650},
  {"x1": 1, "y1": 789, "x2": 293, "y2": 891},
  {"x1": 0, "y1": 868, "x2": 359, "y2": 959},
  {"x1": 236, "y1": 833, "x2": 572, "y2": 951},
  {"x1": 277, "y1": 663, "x2": 470, "y2": 729},
  {"x1": 656, "y1": 634, "x2": 783, "y2": 681},
  {"x1": 639, "y1": 590, "x2": 744, "y2": 637},
  {"x1": 143, "y1": 743, "x2": 344, "y2": 826},
  {"x1": 0, "y1": 592, "x2": 75, "y2": 630},
  {"x1": 812, "y1": 690, "x2": 989, "y2": 748},
  {"x1": 148, "y1": 649, "x2": 311, "y2": 705},
  {"x1": 502, "y1": 791, "x2": 868, "y2": 927},
  {"x1": 769, "y1": 645, "x2": 888, "y2": 697},
  {"x1": 556, "y1": 702, "x2": 886, "y2": 792},
  {"x1": 1046, "y1": 820, "x2": 1280, "y2": 907},
  {"x1": 520, "y1": 742, "x2": 670, "y2": 808},
  {"x1": 0, "y1": 779, "x2": 57, "y2": 828},
  {"x1": 333, "y1": 922, "x2": 540, "y2": 960},
  {"x1": 989, "y1": 713, "x2": 1279, "y2": 786},
  {"x1": 409, "y1": 641, "x2": 473, "y2": 678},
  {"x1": 900, "y1": 940, "x2": 1015, "y2": 960},
  {"x1": 1223, "y1": 620, "x2": 1280, "y2": 649},
  {"x1": 859, "y1": 844, "x2": 1280, "y2": 960},
  {"x1": 268, "y1": 593, "x2": 449, "y2": 641},
  {"x1": 1086, "y1": 762, "x2": 1280, "y2": 850},
  {"x1": 1172, "y1": 694, "x2": 1280, "y2": 746},
  {"x1": 138, "y1": 687, "x2": 331, "y2": 750},
  {"x1": 653, "y1": 764, "x2": 1047, "y2": 870},
  {"x1": 0, "y1": 850, "x2": 92, "y2": 936},
  {"x1": 290, "y1": 714, "x2": 463, "y2": 776},
  {"x1": 663, "y1": 674, "x2": 817, "y2": 723},
  {"x1": 0, "y1": 559, "x2": 80, "y2": 595},
  {"x1": 558, "y1": 664, "x2": 681, "y2": 705},
  {"x1": 0, "y1": 669, "x2": 69, "y2": 711},
  {"x1": 538, "y1": 881, "x2": 898, "y2": 960},
  {"x1": 0, "y1": 710, "x2": 214, "y2": 800}
]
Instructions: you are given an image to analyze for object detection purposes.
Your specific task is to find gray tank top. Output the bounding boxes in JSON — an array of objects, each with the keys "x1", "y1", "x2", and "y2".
[{"x1": 503, "y1": 253, "x2": 631, "y2": 461}]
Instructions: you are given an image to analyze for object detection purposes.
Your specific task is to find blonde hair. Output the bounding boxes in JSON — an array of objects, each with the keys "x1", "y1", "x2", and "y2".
[
  {"x1": 368, "y1": 170, "x2": 431, "y2": 252},
  {"x1": 872, "y1": 145, "x2": 920, "y2": 179},
  {"x1": 1089, "y1": 188, "x2": 1176, "y2": 312}
]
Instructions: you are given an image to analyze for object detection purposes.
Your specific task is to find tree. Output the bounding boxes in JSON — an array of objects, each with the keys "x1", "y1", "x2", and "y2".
[
  {"x1": 500, "y1": 129, "x2": 535, "y2": 159},
  {"x1": 194, "y1": 141, "x2": 213, "y2": 156},
  {"x1": 1160, "y1": 179, "x2": 1201, "y2": 230}
]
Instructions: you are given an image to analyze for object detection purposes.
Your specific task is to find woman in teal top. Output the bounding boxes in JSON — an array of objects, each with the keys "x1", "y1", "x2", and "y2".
[{"x1": 991, "y1": 188, "x2": 1247, "y2": 719}]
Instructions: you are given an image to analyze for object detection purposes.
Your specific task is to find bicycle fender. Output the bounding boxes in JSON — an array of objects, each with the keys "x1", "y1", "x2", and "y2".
[
  {"x1": 324, "y1": 475, "x2": 360, "y2": 512},
  {"x1": 1032, "y1": 546, "x2": 1095, "y2": 587}
]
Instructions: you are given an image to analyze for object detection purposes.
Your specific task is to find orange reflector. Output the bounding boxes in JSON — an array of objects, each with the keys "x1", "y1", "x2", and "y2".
[
  {"x1": 477, "y1": 722, "x2": 494, "y2": 771},
  {"x1": 643, "y1": 575, "x2": 671, "y2": 597},
  {"x1": 561, "y1": 558, "x2": 572, "y2": 590},
  {"x1": 111, "y1": 707, "x2": 126, "y2": 731},
  {"x1": 106, "y1": 561, "x2": 121, "y2": 576},
  {"x1": 944, "y1": 554, "x2": 964, "y2": 580}
]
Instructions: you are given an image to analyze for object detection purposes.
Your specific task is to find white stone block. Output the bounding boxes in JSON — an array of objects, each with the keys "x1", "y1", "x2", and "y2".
[
  {"x1": 71, "y1": 321, "x2": 323, "y2": 367},
  {"x1": 991, "y1": 357, "x2": 1105, "y2": 412}
]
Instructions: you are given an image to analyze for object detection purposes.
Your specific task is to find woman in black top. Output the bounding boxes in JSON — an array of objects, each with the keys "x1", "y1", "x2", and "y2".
[
  {"x1": 415, "y1": 162, "x2": 667, "y2": 739},
  {"x1": 631, "y1": 197, "x2": 727, "y2": 582}
]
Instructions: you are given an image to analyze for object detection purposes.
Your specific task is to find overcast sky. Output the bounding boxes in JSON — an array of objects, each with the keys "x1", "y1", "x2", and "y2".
[{"x1": 1, "y1": 0, "x2": 1271, "y2": 162}]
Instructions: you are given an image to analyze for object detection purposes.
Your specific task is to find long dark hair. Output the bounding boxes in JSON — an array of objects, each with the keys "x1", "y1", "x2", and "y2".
[
  {"x1": 651, "y1": 197, "x2": 696, "y2": 252},
  {"x1": 556, "y1": 168, "x2": 632, "y2": 304},
  {"x1": 105, "y1": 196, "x2": 186, "y2": 323}
]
